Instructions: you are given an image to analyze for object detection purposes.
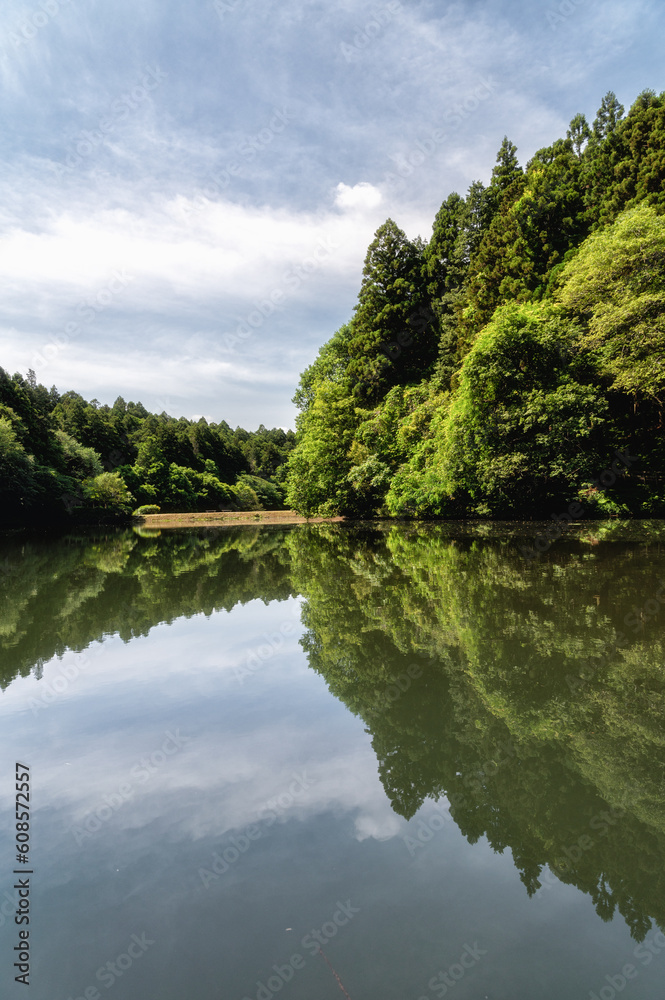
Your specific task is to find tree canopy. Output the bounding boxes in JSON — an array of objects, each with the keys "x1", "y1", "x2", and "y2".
[
  {"x1": 285, "y1": 88, "x2": 665, "y2": 519},
  {"x1": 0, "y1": 371, "x2": 295, "y2": 525}
]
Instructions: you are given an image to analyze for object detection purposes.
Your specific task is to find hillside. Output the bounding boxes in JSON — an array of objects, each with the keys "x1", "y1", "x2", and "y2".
[{"x1": 285, "y1": 89, "x2": 665, "y2": 519}]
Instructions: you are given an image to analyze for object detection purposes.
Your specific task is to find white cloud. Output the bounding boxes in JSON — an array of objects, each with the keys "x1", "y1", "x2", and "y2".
[
  {"x1": 0, "y1": 183, "x2": 390, "y2": 316},
  {"x1": 0, "y1": 175, "x2": 432, "y2": 425},
  {"x1": 334, "y1": 181, "x2": 382, "y2": 211}
]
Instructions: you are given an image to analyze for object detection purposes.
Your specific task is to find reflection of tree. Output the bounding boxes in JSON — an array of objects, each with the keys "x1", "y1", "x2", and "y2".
[
  {"x1": 0, "y1": 527, "x2": 294, "y2": 689},
  {"x1": 3, "y1": 521, "x2": 665, "y2": 940},
  {"x1": 287, "y1": 523, "x2": 665, "y2": 940}
]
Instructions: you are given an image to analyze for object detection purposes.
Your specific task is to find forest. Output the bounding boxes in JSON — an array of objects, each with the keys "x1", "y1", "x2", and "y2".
[
  {"x1": 3, "y1": 87, "x2": 665, "y2": 526},
  {"x1": 285, "y1": 88, "x2": 665, "y2": 519},
  {"x1": 0, "y1": 369, "x2": 294, "y2": 525}
]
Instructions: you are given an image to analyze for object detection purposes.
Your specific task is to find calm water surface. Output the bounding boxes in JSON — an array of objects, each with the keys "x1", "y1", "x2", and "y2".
[{"x1": 1, "y1": 522, "x2": 665, "y2": 1000}]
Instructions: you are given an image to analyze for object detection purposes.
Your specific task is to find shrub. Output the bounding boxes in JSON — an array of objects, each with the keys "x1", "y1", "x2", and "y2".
[
  {"x1": 236, "y1": 474, "x2": 285, "y2": 509},
  {"x1": 133, "y1": 504, "x2": 161, "y2": 515},
  {"x1": 232, "y1": 482, "x2": 261, "y2": 510}
]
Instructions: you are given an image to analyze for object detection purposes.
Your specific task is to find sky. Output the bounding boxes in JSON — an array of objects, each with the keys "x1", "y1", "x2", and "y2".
[{"x1": 0, "y1": 0, "x2": 663, "y2": 430}]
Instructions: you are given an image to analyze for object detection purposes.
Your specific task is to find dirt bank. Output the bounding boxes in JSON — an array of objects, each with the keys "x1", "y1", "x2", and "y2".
[{"x1": 136, "y1": 510, "x2": 343, "y2": 529}]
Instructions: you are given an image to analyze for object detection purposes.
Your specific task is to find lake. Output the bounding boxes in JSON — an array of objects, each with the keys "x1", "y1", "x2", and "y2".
[{"x1": 1, "y1": 521, "x2": 665, "y2": 1000}]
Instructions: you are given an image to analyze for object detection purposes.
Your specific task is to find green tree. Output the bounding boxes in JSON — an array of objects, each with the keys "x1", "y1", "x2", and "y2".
[
  {"x1": 440, "y1": 302, "x2": 610, "y2": 516},
  {"x1": 425, "y1": 192, "x2": 468, "y2": 302},
  {"x1": 346, "y1": 219, "x2": 438, "y2": 402},
  {"x1": 423, "y1": 194, "x2": 470, "y2": 389},
  {"x1": 386, "y1": 303, "x2": 611, "y2": 518},
  {"x1": 585, "y1": 90, "x2": 665, "y2": 227},
  {"x1": 458, "y1": 180, "x2": 494, "y2": 264},
  {"x1": 286, "y1": 381, "x2": 363, "y2": 516},
  {"x1": 0, "y1": 417, "x2": 41, "y2": 519},
  {"x1": 236, "y1": 474, "x2": 285, "y2": 509},
  {"x1": 84, "y1": 472, "x2": 134, "y2": 514},
  {"x1": 232, "y1": 481, "x2": 261, "y2": 511},
  {"x1": 55, "y1": 431, "x2": 104, "y2": 480},
  {"x1": 591, "y1": 90, "x2": 624, "y2": 143},
  {"x1": 556, "y1": 204, "x2": 665, "y2": 402},
  {"x1": 0, "y1": 368, "x2": 63, "y2": 467},
  {"x1": 52, "y1": 391, "x2": 127, "y2": 465},
  {"x1": 567, "y1": 113, "x2": 592, "y2": 159},
  {"x1": 489, "y1": 136, "x2": 523, "y2": 202},
  {"x1": 462, "y1": 137, "x2": 587, "y2": 337}
]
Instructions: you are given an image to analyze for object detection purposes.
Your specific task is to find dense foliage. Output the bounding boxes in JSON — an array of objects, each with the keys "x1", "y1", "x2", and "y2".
[
  {"x1": 285, "y1": 89, "x2": 665, "y2": 518},
  {"x1": 0, "y1": 370, "x2": 295, "y2": 525}
]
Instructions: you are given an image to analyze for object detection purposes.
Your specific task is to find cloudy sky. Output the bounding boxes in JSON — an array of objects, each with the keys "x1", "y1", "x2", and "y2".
[{"x1": 0, "y1": 0, "x2": 663, "y2": 429}]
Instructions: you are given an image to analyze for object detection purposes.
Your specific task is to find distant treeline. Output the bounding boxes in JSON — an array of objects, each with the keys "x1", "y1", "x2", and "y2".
[
  {"x1": 285, "y1": 89, "x2": 665, "y2": 519},
  {"x1": 0, "y1": 370, "x2": 295, "y2": 525}
]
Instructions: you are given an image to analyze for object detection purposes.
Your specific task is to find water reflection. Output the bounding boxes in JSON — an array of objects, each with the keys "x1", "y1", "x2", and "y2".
[
  {"x1": 1, "y1": 521, "x2": 665, "y2": 995},
  {"x1": 289, "y1": 523, "x2": 665, "y2": 940}
]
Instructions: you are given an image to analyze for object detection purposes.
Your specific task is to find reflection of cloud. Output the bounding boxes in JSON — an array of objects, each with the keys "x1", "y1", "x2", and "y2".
[
  {"x1": 68, "y1": 741, "x2": 403, "y2": 851},
  {"x1": 0, "y1": 598, "x2": 305, "y2": 711},
  {"x1": 0, "y1": 597, "x2": 404, "y2": 850},
  {"x1": 353, "y1": 809, "x2": 404, "y2": 842}
]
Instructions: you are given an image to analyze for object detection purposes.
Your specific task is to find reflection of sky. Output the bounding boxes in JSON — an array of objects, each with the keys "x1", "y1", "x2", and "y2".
[
  {"x1": 0, "y1": 599, "x2": 403, "y2": 844},
  {"x1": 1, "y1": 598, "x2": 663, "y2": 1000}
]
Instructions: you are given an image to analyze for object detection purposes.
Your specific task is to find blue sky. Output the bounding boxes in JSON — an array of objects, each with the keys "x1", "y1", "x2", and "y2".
[{"x1": 0, "y1": 0, "x2": 663, "y2": 429}]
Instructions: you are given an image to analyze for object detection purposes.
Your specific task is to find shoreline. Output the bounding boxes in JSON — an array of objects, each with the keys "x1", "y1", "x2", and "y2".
[
  {"x1": 4, "y1": 513, "x2": 665, "y2": 537},
  {"x1": 136, "y1": 510, "x2": 345, "y2": 528}
]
